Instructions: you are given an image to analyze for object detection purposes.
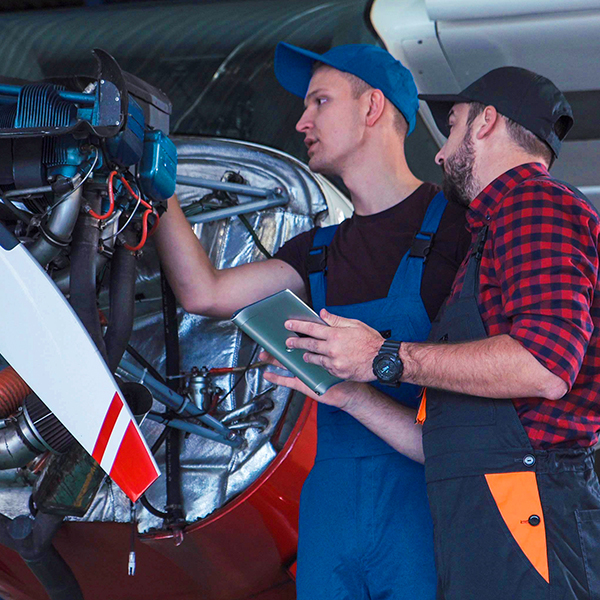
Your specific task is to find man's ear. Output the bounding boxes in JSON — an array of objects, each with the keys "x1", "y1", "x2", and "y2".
[
  {"x1": 365, "y1": 89, "x2": 386, "y2": 127},
  {"x1": 475, "y1": 105, "x2": 500, "y2": 140}
]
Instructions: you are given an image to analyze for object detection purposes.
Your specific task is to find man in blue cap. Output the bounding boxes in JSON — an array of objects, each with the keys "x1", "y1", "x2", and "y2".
[{"x1": 155, "y1": 42, "x2": 469, "y2": 599}]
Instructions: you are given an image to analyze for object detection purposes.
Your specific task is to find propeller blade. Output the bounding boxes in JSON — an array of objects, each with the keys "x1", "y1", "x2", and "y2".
[{"x1": 0, "y1": 223, "x2": 160, "y2": 502}]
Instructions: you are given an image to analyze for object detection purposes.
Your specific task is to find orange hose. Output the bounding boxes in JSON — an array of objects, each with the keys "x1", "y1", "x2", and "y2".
[
  {"x1": 0, "y1": 367, "x2": 31, "y2": 417},
  {"x1": 124, "y1": 208, "x2": 153, "y2": 252},
  {"x1": 88, "y1": 170, "x2": 117, "y2": 220}
]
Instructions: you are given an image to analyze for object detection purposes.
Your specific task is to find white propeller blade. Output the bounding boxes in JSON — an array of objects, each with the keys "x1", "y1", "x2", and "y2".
[{"x1": 0, "y1": 224, "x2": 160, "y2": 502}]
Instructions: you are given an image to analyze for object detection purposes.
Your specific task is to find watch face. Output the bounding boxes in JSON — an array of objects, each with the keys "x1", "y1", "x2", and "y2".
[{"x1": 376, "y1": 356, "x2": 400, "y2": 382}]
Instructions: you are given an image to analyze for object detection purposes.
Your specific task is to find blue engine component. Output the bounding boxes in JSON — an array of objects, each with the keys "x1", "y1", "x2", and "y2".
[
  {"x1": 106, "y1": 97, "x2": 145, "y2": 169},
  {"x1": 139, "y1": 130, "x2": 177, "y2": 201},
  {"x1": 0, "y1": 49, "x2": 177, "y2": 205}
]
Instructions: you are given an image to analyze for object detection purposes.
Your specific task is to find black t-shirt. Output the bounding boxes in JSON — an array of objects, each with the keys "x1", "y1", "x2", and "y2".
[{"x1": 274, "y1": 183, "x2": 471, "y2": 321}]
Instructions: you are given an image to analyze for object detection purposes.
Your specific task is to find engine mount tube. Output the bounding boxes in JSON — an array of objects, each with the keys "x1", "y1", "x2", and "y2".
[{"x1": 28, "y1": 186, "x2": 83, "y2": 267}]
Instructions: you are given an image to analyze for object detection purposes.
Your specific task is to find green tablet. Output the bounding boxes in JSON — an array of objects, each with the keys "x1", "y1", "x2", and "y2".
[{"x1": 232, "y1": 289, "x2": 343, "y2": 395}]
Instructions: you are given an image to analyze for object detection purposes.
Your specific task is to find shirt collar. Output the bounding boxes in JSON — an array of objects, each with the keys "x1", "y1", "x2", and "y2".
[{"x1": 467, "y1": 162, "x2": 550, "y2": 229}]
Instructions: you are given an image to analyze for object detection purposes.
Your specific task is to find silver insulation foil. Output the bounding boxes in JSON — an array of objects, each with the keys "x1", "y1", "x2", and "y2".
[{"x1": 0, "y1": 137, "x2": 351, "y2": 533}]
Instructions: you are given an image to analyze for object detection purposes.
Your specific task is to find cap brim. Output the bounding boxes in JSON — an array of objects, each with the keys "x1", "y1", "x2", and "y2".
[
  {"x1": 275, "y1": 42, "x2": 325, "y2": 99},
  {"x1": 418, "y1": 93, "x2": 468, "y2": 137}
]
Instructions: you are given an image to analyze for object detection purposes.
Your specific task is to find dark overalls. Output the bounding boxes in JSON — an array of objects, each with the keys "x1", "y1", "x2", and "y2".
[
  {"x1": 423, "y1": 225, "x2": 600, "y2": 600},
  {"x1": 295, "y1": 192, "x2": 447, "y2": 600}
]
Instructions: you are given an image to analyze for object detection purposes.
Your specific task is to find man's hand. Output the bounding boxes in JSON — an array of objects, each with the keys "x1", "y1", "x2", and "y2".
[
  {"x1": 261, "y1": 350, "x2": 425, "y2": 464},
  {"x1": 260, "y1": 351, "x2": 369, "y2": 409},
  {"x1": 284, "y1": 309, "x2": 384, "y2": 382}
]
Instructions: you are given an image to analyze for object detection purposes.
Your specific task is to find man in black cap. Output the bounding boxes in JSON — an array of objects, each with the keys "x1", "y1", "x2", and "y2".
[
  {"x1": 276, "y1": 66, "x2": 600, "y2": 599},
  {"x1": 155, "y1": 43, "x2": 470, "y2": 599}
]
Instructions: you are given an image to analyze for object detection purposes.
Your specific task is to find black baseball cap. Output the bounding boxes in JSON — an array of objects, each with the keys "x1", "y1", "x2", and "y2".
[{"x1": 419, "y1": 67, "x2": 573, "y2": 158}]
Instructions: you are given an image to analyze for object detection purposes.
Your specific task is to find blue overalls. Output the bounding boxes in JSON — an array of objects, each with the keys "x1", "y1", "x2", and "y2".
[{"x1": 295, "y1": 192, "x2": 447, "y2": 600}]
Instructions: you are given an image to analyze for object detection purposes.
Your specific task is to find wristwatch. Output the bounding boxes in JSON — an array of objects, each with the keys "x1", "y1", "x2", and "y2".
[{"x1": 372, "y1": 340, "x2": 403, "y2": 386}]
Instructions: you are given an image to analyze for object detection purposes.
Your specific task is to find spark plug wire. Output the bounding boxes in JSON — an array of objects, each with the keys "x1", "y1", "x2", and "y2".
[{"x1": 88, "y1": 170, "x2": 117, "y2": 220}]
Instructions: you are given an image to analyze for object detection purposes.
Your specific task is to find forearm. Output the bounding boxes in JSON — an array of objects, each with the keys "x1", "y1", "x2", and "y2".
[
  {"x1": 261, "y1": 360, "x2": 424, "y2": 463},
  {"x1": 154, "y1": 195, "x2": 307, "y2": 318},
  {"x1": 343, "y1": 384, "x2": 424, "y2": 463},
  {"x1": 401, "y1": 334, "x2": 568, "y2": 400},
  {"x1": 154, "y1": 194, "x2": 220, "y2": 314}
]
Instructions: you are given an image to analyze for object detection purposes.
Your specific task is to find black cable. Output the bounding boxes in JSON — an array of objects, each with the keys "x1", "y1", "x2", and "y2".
[
  {"x1": 151, "y1": 423, "x2": 169, "y2": 454},
  {"x1": 217, "y1": 344, "x2": 260, "y2": 408},
  {"x1": 139, "y1": 494, "x2": 169, "y2": 519},
  {"x1": 161, "y1": 270, "x2": 186, "y2": 527},
  {"x1": 136, "y1": 417, "x2": 171, "y2": 520},
  {"x1": 237, "y1": 213, "x2": 272, "y2": 259},
  {"x1": 183, "y1": 185, "x2": 272, "y2": 259},
  {"x1": 126, "y1": 344, "x2": 167, "y2": 385}
]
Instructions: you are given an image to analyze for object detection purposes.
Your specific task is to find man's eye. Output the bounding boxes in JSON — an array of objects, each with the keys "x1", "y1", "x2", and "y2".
[{"x1": 317, "y1": 97, "x2": 328, "y2": 105}]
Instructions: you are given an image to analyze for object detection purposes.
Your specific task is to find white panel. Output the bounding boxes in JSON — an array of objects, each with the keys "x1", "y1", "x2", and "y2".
[
  {"x1": 426, "y1": 0, "x2": 600, "y2": 22},
  {"x1": 370, "y1": 0, "x2": 459, "y2": 145},
  {"x1": 402, "y1": 37, "x2": 460, "y2": 93},
  {"x1": 370, "y1": 0, "x2": 438, "y2": 68},
  {"x1": 437, "y1": 10, "x2": 600, "y2": 92}
]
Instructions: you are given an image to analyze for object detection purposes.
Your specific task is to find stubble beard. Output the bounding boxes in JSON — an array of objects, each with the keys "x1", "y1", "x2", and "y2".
[{"x1": 442, "y1": 125, "x2": 479, "y2": 208}]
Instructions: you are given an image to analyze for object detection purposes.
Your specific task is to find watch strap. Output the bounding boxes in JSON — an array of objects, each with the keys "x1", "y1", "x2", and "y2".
[{"x1": 380, "y1": 339, "x2": 401, "y2": 356}]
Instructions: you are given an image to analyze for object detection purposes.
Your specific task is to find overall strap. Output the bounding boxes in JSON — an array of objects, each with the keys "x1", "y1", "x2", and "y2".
[
  {"x1": 460, "y1": 225, "x2": 488, "y2": 299},
  {"x1": 307, "y1": 224, "x2": 338, "y2": 312},
  {"x1": 409, "y1": 191, "x2": 448, "y2": 260},
  {"x1": 394, "y1": 190, "x2": 448, "y2": 297}
]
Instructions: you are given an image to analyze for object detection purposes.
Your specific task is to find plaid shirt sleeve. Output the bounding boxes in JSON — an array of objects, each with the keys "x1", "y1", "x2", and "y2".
[{"x1": 491, "y1": 179, "x2": 599, "y2": 389}]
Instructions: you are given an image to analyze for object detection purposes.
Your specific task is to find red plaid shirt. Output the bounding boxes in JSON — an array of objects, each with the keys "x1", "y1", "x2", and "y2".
[{"x1": 449, "y1": 163, "x2": 600, "y2": 449}]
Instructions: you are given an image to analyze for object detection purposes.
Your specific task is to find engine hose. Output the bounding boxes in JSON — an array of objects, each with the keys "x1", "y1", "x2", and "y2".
[
  {"x1": 104, "y1": 229, "x2": 137, "y2": 373},
  {"x1": 0, "y1": 512, "x2": 83, "y2": 600},
  {"x1": 25, "y1": 545, "x2": 84, "y2": 600},
  {"x1": 69, "y1": 191, "x2": 107, "y2": 360},
  {"x1": 0, "y1": 366, "x2": 30, "y2": 417}
]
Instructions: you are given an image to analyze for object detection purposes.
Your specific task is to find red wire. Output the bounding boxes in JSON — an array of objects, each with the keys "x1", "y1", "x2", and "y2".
[
  {"x1": 124, "y1": 208, "x2": 152, "y2": 252},
  {"x1": 88, "y1": 169, "x2": 160, "y2": 251},
  {"x1": 208, "y1": 367, "x2": 237, "y2": 375},
  {"x1": 119, "y1": 175, "x2": 153, "y2": 210},
  {"x1": 88, "y1": 170, "x2": 117, "y2": 220}
]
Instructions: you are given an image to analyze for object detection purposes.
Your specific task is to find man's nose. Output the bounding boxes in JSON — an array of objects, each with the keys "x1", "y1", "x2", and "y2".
[
  {"x1": 435, "y1": 147, "x2": 446, "y2": 166},
  {"x1": 296, "y1": 108, "x2": 311, "y2": 133}
]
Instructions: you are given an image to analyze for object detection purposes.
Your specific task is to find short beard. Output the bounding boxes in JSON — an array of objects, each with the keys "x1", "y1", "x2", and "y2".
[{"x1": 442, "y1": 125, "x2": 478, "y2": 207}]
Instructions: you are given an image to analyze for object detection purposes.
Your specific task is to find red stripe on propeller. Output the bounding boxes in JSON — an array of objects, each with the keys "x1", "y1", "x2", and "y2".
[{"x1": 92, "y1": 392, "x2": 123, "y2": 464}]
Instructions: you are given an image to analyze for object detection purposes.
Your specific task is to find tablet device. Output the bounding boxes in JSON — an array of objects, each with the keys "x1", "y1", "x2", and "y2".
[{"x1": 232, "y1": 289, "x2": 343, "y2": 395}]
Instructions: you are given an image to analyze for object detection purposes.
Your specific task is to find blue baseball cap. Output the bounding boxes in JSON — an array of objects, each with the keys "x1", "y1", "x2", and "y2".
[{"x1": 274, "y1": 42, "x2": 419, "y2": 135}]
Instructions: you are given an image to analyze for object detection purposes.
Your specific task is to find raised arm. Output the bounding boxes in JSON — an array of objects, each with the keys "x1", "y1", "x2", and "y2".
[{"x1": 154, "y1": 194, "x2": 306, "y2": 318}]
